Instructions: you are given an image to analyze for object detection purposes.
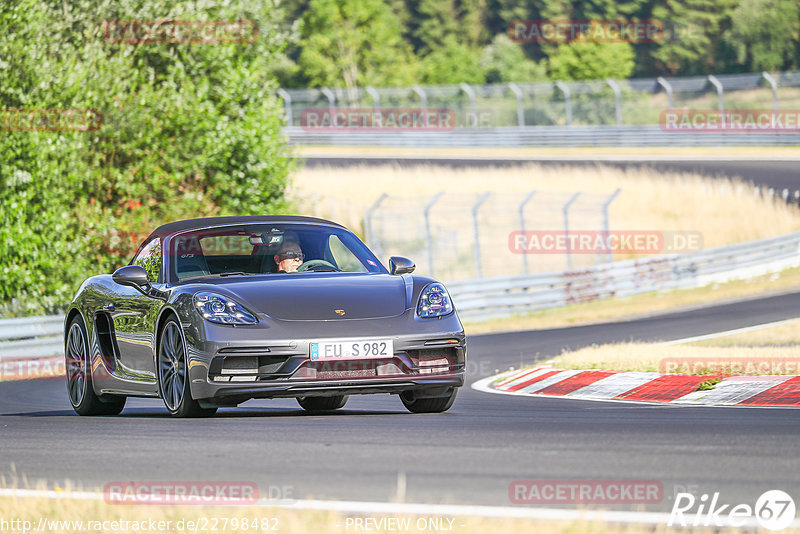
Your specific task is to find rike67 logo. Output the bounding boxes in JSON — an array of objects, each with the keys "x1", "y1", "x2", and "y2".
[{"x1": 669, "y1": 489, "x2": 796, "y2": 530}]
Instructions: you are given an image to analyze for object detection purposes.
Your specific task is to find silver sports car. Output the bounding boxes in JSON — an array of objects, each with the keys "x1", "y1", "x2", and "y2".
[{"x1": 64, "y1": 216, "x2": 466, "y2": 417}]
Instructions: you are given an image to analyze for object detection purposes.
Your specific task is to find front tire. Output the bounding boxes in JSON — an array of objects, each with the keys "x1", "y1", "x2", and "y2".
[
  {"x1": 400, "y1": 388, "x2": 457, "y2": 414},
  {"x1": 297, "y1": 395, "x2": 348, "y2": 411},
  {"x1": 157, "y1": 317, "x2": 216, "y2": 418},
  {"x1": 65, "y1": 316, "x2": 126, "y2": 416}
]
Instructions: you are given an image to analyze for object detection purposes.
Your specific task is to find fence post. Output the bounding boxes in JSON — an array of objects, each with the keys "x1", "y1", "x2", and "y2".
[
  {"x1": 508, "y1": 83, "x2": 525, "y2": 127},
  {"x1": 606, "y1": 79, "x2": 623, "y2": 126},
  {"x1": 424, "y1": 192, "x2": 444, "y2": 275},
  {"x1": 762, "y1": 72, "x2": 779, "y2": 112},
  {"x1": 556, "y1": 81, "x2": 572, "y2": 126},
  {"x1": 364, "y1": 193, "x2": 388, "y2": 256},
  {"x1": 707, "y1": 75, "x2": 724, "y2": 119},
  {"x1": 460, "y1": 83, "x2": 477, "y2": 127},
  {"x1": 656, "y1": 77, "x2": 673, "y2": 110},
  {"x1": 412, "y1": 85, "x2": 427, "y2": 111},
  {"x1": 563, "y1": 192, "x2": 581, "y2": 270},
  {"x1": 276, "y1": 89, "x2": 293, "y2": 126},
  {"x1": 601, "y1": 188, "x2": 621, "y2": 263},
  {"x1": 518, "y1": 190, "x2": 538, "y2": 274},
  {"x1": 365, "y1": 86, "x2": 380, "y2": 110},
  {"x1": 472, "y1": 192, "x2": 491, "y2": 278},
  {"x1": 321, "y1": 87, "x2": 336, "y2": 114}
]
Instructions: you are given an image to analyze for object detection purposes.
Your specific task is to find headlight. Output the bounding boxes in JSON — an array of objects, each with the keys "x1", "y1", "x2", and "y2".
[
  {"x1": 416, "y1": 283, "x2": 453, "y2": 318},
  {"x1": 193, "y1": 292, "x2": 257, "y2": 325}
]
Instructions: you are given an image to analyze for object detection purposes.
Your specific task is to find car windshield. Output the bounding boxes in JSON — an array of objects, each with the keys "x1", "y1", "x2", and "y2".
[{"x1": 167, "y1": 223, "x2": 386, "y2": 282}]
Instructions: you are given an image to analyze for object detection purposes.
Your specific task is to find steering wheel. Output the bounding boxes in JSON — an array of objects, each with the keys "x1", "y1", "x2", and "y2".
[{"x1": 296, "y1": 259, "x2": 340, "y2": 272}]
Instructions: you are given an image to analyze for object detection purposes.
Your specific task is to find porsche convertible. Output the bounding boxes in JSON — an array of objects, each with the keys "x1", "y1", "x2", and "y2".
[{"x1": 64, "y1": 216, "x2": 466, "y2": 417}]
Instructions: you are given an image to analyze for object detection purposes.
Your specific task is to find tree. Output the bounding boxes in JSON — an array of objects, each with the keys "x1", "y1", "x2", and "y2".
[
  {"x1": 480, "y1": 34, "x2": 548, "y2": 83},
  {"x1": 548, "y1": 41, "x2": 635, "y2": 80},
  {"x1": 0, "y1": 0, "x2": 294, "y2": 315},
  {"x1": 420, "y1": 35, "x2": 486, "y2": 84},
  {"x1": 298, "y1": 0, "x2": 418, "y2": 92},
  {"x1": 650, "y1": 0, "x2": 738, "y2": 75},
  {"x1": 726, "y1": 0, "x2": 800, "y2": 71}
]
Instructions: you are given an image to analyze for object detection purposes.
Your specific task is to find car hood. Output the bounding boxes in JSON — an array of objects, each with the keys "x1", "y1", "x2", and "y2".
[{"x1": 214, "y1": 274, "x2": 409, "y2": 321}]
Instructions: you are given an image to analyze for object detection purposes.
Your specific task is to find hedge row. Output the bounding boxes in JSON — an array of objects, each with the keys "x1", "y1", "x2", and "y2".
[{"x1": 0, "y1": 0, "x2": 294, "y2": 316}]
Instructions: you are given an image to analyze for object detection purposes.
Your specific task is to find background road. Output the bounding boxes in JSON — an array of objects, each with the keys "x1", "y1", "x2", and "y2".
[{"x1": 2, "y1": 290, "x2": 800, "y2": 512}]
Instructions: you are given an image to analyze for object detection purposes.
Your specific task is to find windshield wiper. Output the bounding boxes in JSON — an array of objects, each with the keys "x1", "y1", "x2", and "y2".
[{"x1": 218, "y1": 271, "x2": 248, "y2": 277}]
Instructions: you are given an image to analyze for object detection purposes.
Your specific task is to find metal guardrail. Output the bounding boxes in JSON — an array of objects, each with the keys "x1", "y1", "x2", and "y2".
[
  {"x1": 447, "y1": 231, "x2": 800, "y2": 321},
  {"x1": 3, "y1": 231, "x2": 800, "y2": 358},
  {"x1": 0, "y1": 315, "x2": 63, "y2": 360},
  {"x1": 285, "y1": 125, "x2": 800, "y2": 148}
]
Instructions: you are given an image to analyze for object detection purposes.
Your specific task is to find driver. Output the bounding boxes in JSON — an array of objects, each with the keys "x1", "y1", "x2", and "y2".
[{"x1": 274, "y1": 241, "x2": 304, "y2": 273}]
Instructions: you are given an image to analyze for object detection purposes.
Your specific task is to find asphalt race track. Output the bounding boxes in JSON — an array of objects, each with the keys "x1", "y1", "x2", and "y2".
[{"x1": 2, "y1": 290, "x2": 800, "y2": 513}]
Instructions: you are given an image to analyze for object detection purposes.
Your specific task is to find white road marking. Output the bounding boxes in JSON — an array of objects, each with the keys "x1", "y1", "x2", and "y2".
[
  {"x1": 2, "y1": 487, "x2": 790, "y2": 527},
  {"x1": 662, "y1": 319, "x2": 796, "y2": 345}
]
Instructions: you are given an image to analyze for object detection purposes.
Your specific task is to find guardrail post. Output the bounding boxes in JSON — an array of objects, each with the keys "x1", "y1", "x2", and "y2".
[
  {"x1": 412, "y1": 85, "x2": 427, "y2": 112},
  {"x1": 518, "y1": 190, "x2": 538, "y2": 274},
  {"x1": 762, "y1": 72, "x2": 779, "y2": 112},
  {"x1": 556, "y1": 81, "x2": 572, "y2": 126},
  {"x1": 276, "y1": 89, "x2": 292, "y2": 126},
  {"x1": 321, "y1": 87, "x2": 336, "y2": 114},
  {"x1": 707, "y1": 75, "x2": 724, "y2": 125},
  {"x1": 460, "y1": 83, "x2": 477, "y2": 127},
  {"x1": 601, "y1": 188, "x2": 621, "y2": 263},
  {"x1": 424, "y1": 192, "x2": 444, "y2": 275},
  {"x1": 656, "y1": 77, "x2": 673, "y2": 110},
  {"x1": 365, "y1": 86, "x2": 380, "y2": 110},
  {"x1": 472, "y1": 192, "x2": 491, "y2": 278},
  {"x1": 606, "y1": 79, "x2": 623, "y2": 126},
  {"x1": 364, "y1": 193, "x2": 388, "y2": 255},
  {"x1": 563, "y1": 192, "x2": 581, "y2": 270},
  {"x1": 508, "y1": 83, "x2": 525, "y2": 127}
]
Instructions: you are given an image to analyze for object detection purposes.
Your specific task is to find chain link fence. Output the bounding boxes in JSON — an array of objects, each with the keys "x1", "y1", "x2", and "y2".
[
  {"x1": 361, "y1": 190, "x2": 620, "y2": 280},
  {"x1": 279, "y1": 70, "x2": 800, "y2": 129}
]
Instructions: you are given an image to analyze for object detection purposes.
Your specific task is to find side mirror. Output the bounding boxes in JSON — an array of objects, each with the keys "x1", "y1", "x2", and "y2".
[
  {"x1": 112, "y1": 265, "x2": 150, "y2": 289},
  {"x1": 389, "y1": 256, "x2": 415, "y2": 275}
]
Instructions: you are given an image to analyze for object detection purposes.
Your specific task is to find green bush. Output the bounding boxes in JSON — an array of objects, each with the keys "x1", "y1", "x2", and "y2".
[{"x1": 0, "y1": 0, "x2": 294, "y2": 317}]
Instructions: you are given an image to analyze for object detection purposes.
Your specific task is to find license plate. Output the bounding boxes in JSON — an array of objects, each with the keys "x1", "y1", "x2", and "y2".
[{"x1": 309, "y1": 339, "x2": 394, "y2": 360}]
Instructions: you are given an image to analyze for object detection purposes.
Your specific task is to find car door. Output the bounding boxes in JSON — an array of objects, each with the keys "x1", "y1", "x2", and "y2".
[{"x1": 109, "y1": 237, "x2": 164, "y2": 381}]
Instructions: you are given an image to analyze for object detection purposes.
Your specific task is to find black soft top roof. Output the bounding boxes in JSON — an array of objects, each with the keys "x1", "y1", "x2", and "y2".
[{"x1": 151, "y1": 215, "x2": 344, "y2": 237}]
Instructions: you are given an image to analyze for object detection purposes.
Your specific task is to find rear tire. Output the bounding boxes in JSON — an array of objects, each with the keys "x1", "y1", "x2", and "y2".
[
  {"x1": 400, "y1": 388, "x2": 457, "y2": 414},
  {"x1": 157, "y1": 317, "x2": 217, "y2": 418},
  {"x1": 297, "y1": 395, "x2": 348, "y2": 411},
  {"x1": 65, "y1": 316, "x2": 126, "y2": 416}
]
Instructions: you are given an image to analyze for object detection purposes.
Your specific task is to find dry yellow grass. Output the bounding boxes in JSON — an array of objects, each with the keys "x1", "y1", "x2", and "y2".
[
  {"x1": 290, "y1": 163, "x2": 800, "y2": 251},
  {"x1": 548, "y1": 319, "x2": 800, "y2": 375},
  {"x1": 689, "y1": 318, "x2": 800, "y2": 346},
  {"x1": 548, "y1": 342, "x2": 800, "y2": 375},
  {"x1": 295, "y1": 145, "x2": 800, "y2": 158}
]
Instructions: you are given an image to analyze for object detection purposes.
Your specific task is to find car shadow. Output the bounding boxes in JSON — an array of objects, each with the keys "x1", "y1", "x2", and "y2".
[{"x1": 1, "y1": 408, "x2": 407, "y2": 418}]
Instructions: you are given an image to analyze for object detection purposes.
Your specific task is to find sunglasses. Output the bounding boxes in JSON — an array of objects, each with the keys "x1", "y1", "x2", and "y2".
[{"x1": 279, "y1": 251, "x2": 304, "y2": 261}]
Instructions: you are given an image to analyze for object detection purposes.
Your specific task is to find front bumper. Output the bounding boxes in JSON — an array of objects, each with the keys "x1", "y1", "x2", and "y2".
[{"x1": 184, "y1": 310, "x2": 466, "y2": 403}]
